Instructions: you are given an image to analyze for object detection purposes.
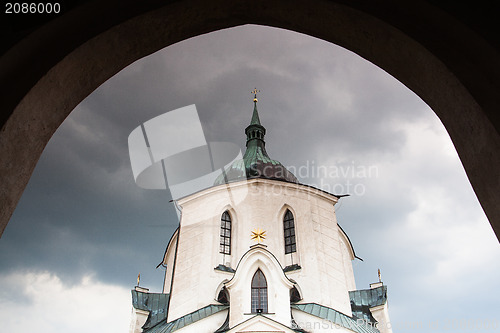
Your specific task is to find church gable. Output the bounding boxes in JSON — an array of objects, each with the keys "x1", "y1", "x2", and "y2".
[
  {"x1": 225, "y1": 314, "x2": 298, "y2": 333},
  {"x1": 225, "y1": 244, "x2": 296, "y2": 327}
]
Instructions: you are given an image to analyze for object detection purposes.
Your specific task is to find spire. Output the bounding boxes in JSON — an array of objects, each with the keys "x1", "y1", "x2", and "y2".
[
  {"x1": 250, "y1": 88, "x2": 262, "y2": 126},
  {"x1": 245, "y1": 88, "x2": 266, "y2": 147},
  {"x1": 212, "y1": 90, "x2": 298, "y2": 186}
]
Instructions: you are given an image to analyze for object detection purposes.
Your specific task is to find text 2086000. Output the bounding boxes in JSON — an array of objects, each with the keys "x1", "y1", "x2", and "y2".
[{"x1": 5, "y1": 2, "x2": 61, "y2": 14}]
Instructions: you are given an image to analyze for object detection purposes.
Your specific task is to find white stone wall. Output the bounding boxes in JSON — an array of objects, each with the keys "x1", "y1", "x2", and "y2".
[
  {"x1": 162, "y1": 230, "x2": 178, "y2": 293},
  {"x1": 129, "y1": 308, "x2": 148, "y2": 333},
  {"x1": 166, "y1": 179, "x2": 356, "y2": 325},
  {"x1": 339, "y1": 230, "x2": 357, "y2": 291},
  {"x1": 290, "y1": 191, "x2": 353, "y2": 315},
  {"x1": 370, "y1": 303, "x2": 393, "y2": 333}
]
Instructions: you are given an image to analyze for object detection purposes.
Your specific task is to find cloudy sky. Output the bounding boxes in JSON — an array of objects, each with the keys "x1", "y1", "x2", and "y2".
[{"x1": 1, "y1": 25, "x2": 499, "y2": 332}]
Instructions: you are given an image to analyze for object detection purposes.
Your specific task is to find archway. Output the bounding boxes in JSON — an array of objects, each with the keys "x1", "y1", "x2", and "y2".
[{"x1": 1, "y1": 0, "x2": 499, "y2": 239}]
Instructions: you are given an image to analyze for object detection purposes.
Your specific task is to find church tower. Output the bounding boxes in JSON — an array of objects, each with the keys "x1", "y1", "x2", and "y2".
[{"x1": 130, "y1": 93, "x2": 393, "y2": 333}]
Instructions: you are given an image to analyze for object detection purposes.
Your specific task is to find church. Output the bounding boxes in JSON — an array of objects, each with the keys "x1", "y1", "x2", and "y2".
[{"x1": 129, "y1": 93, "x2": 392, "y2": 333}]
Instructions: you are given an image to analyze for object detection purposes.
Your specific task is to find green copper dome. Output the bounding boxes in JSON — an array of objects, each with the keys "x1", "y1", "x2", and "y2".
[{"x1": 214, "y1": 95, "x2": 298, "y2": 185}]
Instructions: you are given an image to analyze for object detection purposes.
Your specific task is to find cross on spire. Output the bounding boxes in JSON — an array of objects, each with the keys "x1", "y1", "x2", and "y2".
[{"x1": 251, "y1": 88, "x2": 260, "y2": 102}]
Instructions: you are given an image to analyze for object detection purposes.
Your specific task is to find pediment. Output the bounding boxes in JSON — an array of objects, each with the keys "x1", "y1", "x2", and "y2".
[{"x1": 226, "y1": 314, "x2": 296, "y2": 333}]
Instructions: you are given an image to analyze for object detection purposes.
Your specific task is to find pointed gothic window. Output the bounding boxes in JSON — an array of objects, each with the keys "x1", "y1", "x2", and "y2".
[
  {"x1": 284, "y1": 209, "x2": 296, "y2": 254},
  {"x1": 251, "y1": 269, "x2": 268, "y2": 313},
  {"x1": 219, "y1": 211, "x2": 231, "y2": 255}
]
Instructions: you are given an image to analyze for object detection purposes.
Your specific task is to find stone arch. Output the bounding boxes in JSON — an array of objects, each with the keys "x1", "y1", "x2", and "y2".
[
  {"x1": 220, "y1": 205, "x2": 238, "y2": 234},
  {"x1": 277, "y1": 204, "x2": 297, "y2": 223},
  {"x1": 1, "y1": 0, "x2": 499, "y2": 239},
  {"x1": 225, "y1": 244, "x2": 295, "y2": 323},
  {"x1": 289, "y1": 285, "x2": 302, "y2": 303},
  {"x1": 215, "y1": 280, "x2": 230, "y2": 304}
]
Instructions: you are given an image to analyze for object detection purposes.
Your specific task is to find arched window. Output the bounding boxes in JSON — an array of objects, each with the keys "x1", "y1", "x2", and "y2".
[
  {"x1": 251, "y1": 269, "x2": 268, "y2": 313},
  {"x1": 283, "y1": 209, "x2": 296, "y2": 254},
  {"x1": 219, "y1": 211, "x2": 231, "y2": 255}
]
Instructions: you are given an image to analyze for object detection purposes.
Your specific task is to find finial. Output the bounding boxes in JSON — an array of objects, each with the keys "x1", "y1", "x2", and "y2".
[
  {"x1": 251, "y1": 88, "x2": 260, "y2": 102},
  {"x1": 251, "y1": 228, "x2": 266, "y2": 243},
  {"x1": 137, "y1": 273, "x2": 141, "y2": 286},
  {"x1": 378, "y1": 268, "x2": 381, "y2": 282}
]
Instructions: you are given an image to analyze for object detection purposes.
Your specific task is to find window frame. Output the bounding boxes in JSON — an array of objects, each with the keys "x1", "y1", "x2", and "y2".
[
  {"x1": 219, "y1": 211, "x2": 231, "y2": 255},
  {"x1": 251, "y1": 269, "x2": 268, "y2": 313},
  {"x1": 283, "y1": 209, "x2": 296, "y2": 254}
]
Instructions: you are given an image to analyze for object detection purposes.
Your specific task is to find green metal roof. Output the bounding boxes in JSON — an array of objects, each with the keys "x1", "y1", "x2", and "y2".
[
  {"x1": 283, "y1": 264, "x2": 302, "y2": 272},
  {"x1": 292, "y1": 303, "x2": 380, "y2": 333},
  {"x1": 349, "y1": 285, "x2": 388, "y2": 324},
  {"x1": 144, "y1": 304, "x2": 229, "y2": 333},
  {"x1": 250, "y1": 101, "x2": 262, "y2": 126},
  {"x1": 214, "y1": 99, "x2": 298, "y2": 185},
  {"x1": 131, "y1": 290, "x2": 170, "y2": 329},
  {"x1": 214, "y1": 264, "x2": 236, "y2": 273},
  {"x1": 349, "y1": 285, "x2": 387, "y2": 308}
]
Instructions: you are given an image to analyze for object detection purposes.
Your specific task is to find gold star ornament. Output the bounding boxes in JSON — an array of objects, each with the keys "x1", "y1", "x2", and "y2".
[{"x1": 251, "y1": 228, "x2": 266, "y2": 243}]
